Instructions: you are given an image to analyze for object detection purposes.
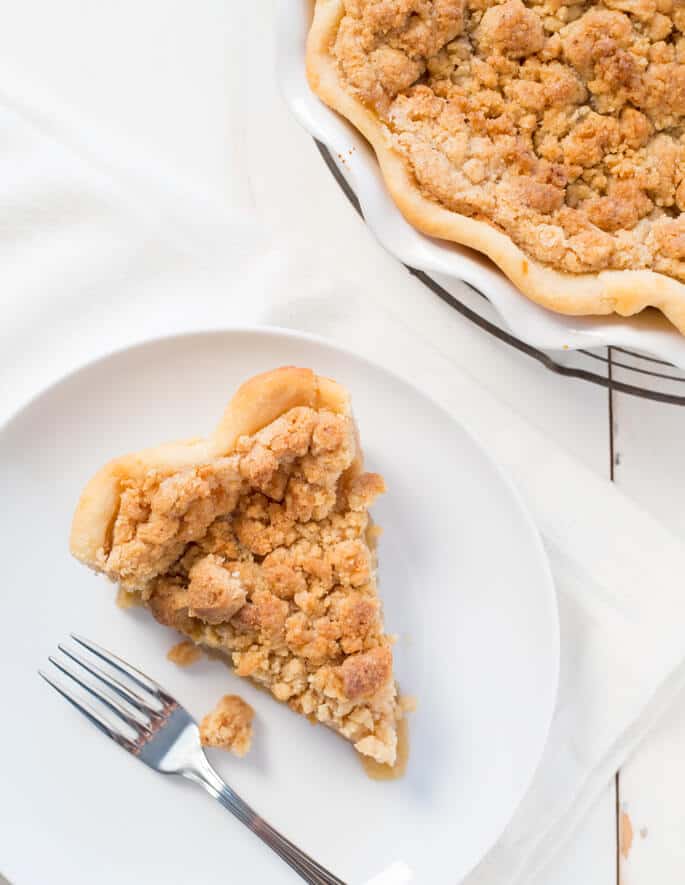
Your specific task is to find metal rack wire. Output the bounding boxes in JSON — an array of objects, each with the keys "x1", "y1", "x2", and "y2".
[{"x1": 316, "y1": 140, "x2": 685, "y2": 406}]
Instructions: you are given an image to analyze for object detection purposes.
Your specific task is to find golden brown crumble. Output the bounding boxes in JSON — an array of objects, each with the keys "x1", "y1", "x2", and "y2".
[
  {"x1": 167, "y1": 640, "x2": 204, "y2": 667},
  {"x1": 187, "y1": 555, "x2": 248, "y2": 624},
  {"x1": 333, "y1": 0, "x2": 685, "y2": 279},
  {"x1": 200, "y1": 694, "x2": 254, "y2": 757},
  {"x1": 94, "y1": 407, "x2": 399, "y2": 765}
]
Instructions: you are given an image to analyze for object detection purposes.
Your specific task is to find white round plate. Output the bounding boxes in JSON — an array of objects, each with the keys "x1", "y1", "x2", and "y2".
[
  {"x1": 278, "y1": 2, "x2": 685, "y2": 369},
  {"x1": 0, "y1": 328, "x2": 558, "y2": 885}
]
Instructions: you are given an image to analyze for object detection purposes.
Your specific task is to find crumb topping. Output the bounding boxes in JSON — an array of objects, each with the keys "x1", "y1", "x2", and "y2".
[
  {"x1": 97, "y1": 407, "x2": 398, "y2": 765},
  {"x1": 187, "y1": 555, "x2": 248, "y2": 624},
  {"x1": 332, "y1": 0, "x2": 685, "y2": 280},
  {"x1": 200, "y1": 694, "x2": 254, "y2": 756},
  {"x1": 167, "y1": 639, "x2": 204, "y2": 667}
]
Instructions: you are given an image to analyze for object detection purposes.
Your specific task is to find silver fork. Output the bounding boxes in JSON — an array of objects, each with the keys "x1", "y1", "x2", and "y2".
[{"x1": 39, "y1": 635, "x2": 346, "y2": 885}]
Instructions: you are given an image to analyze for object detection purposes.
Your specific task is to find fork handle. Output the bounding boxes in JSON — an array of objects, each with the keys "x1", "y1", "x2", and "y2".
[{"x1": 187, "y1": 764, "x2": 347, "y2": 885}]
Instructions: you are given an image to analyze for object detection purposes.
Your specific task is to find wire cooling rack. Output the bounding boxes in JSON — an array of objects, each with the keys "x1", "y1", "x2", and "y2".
[{"x1": 315, "y1": 140, "x2": 685, "y2": 407}]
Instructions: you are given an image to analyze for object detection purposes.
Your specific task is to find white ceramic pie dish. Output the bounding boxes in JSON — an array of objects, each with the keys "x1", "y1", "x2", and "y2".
[{"x1": 277, "y1": 1, "x2": 685, "y2": 370}]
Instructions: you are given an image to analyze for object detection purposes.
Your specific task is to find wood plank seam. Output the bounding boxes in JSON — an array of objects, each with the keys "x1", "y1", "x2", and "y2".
[{"x1": 608, "y1": 346, "x2": 620, "y2": 885}]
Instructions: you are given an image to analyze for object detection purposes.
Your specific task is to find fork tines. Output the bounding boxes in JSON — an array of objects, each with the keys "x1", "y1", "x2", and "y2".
[
  {"x1": 39, "y1": 635, "x2": 173, "y2": 753},
  {"x1": 40, "y1": 637, "x2": 348, "y2": 884}
]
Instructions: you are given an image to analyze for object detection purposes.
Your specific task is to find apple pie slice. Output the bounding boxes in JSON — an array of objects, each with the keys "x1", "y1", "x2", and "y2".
[{"x1": 70, "y1": 367, "x2": 401, "y2": 765}]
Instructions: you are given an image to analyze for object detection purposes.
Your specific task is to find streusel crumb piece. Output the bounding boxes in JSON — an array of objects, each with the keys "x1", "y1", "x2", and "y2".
[
  {"x1": 167, "y1": 640, "x2": 203, "y2": 667},
  {"x1": 200, "y1": 695, "x2": 254, "y2": 757}
]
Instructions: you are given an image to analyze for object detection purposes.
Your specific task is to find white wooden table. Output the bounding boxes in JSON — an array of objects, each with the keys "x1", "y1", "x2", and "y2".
[{"x1": 1, "y1": 1, "x2": 683, "y2": 881}]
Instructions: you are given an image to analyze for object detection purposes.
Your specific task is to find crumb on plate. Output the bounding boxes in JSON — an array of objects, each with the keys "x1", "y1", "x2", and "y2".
[
  {"x1": 200, "y1": 694, "x2": 254, "y2": 757},
  {"x1": 167, "y1": 640, "x2": 203, "y2": 667}
]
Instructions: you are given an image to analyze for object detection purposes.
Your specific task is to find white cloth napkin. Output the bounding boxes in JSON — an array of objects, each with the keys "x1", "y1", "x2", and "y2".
[{"x1": 4, "y1": 74, "x2": 685, "y2": 885}]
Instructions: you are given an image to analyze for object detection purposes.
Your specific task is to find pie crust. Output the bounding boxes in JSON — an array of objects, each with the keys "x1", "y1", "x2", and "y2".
[
  {"x1": 70, "y1": 367, "x2": 401, "y2": 765},
  {"x1": 306, "y1": 0, "x2": 685, "y2": 334}
]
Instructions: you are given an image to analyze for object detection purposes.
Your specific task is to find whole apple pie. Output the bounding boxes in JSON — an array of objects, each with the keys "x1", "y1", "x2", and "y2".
[
  {"x1": 307, "y1": 0, "x2": 685, "y2": 333},
  {"x1": 70, "y1": 367, "x2": 402, "y2": 766}
]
